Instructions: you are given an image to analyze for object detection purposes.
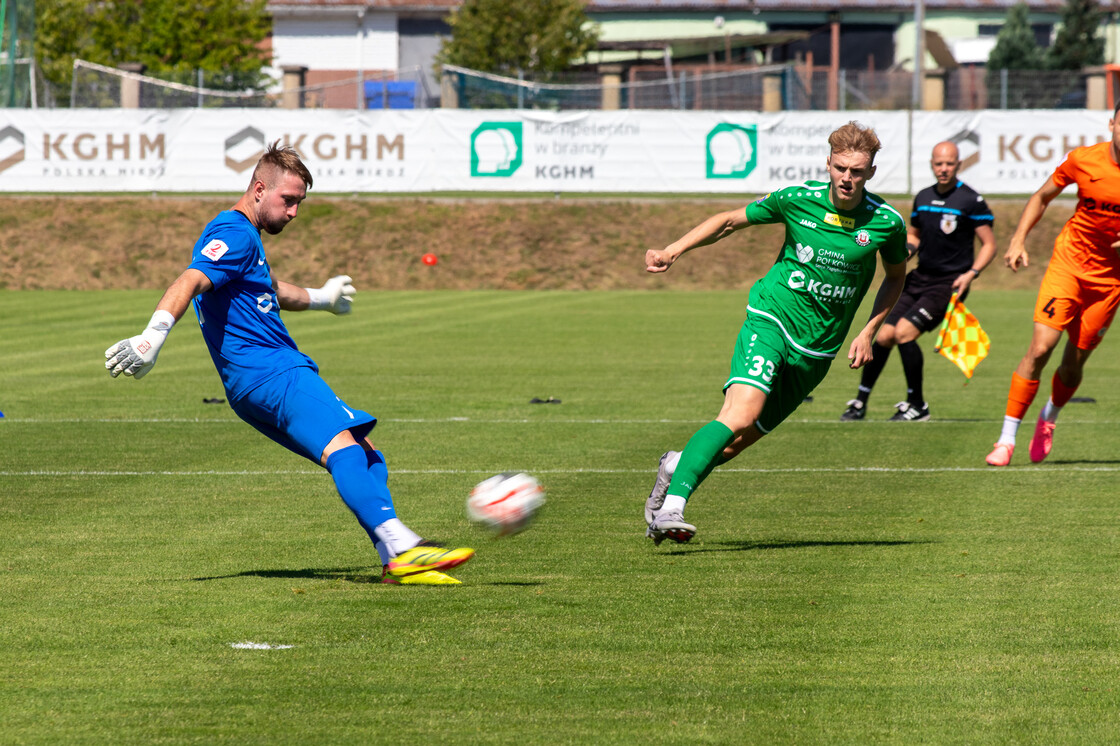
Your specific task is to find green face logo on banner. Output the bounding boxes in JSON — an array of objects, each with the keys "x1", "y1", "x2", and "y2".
[
  {"x1": 471, "y1": 122, "x2": 523, "y2": 177},
  {"x1": 706, "y1": 124, "x2": 757, "y2": 179}
]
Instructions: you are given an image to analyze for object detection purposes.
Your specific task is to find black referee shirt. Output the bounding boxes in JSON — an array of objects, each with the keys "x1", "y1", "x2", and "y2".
[{"x1": 910, "y1": 180, "x2": 994, "y2": 279}]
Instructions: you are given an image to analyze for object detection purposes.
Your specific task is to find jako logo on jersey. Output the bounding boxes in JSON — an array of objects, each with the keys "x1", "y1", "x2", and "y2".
[
  {"x1": 799, "y1": 218, "x2": 818, "y2": 229},
  {"x1": 256, "y1": 293, "x2": 274, "y2": 313},
  {"x1": 855, "y1": 230, "x2": 871, "y2": 247},
  {"x1": 787, "y1": 270, "x2": 857, "y2": 302},
  {"x1": 202, "y1": 240, "x2": 229, "y2": 261},
  {"x1": 824, "y1": 212, "x2": 855, "y2": 230}
]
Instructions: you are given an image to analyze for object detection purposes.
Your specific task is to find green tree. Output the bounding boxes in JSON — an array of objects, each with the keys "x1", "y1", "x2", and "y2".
[
  {"x1": 435, "y1": 0, "x2": 599, "y2": 78},
  {"x1": 31, "y1": 0, "x2": 80, "y2": 102},
  {"x1": 1046, "y1": 0, "x2": 1105, "y2": 70},
  {"x1": 986, "y1": 2, "x2": 1044, "y2": 70},
  {"x1": 36, "y1": 0, "x2": 271, "y2": 106}
]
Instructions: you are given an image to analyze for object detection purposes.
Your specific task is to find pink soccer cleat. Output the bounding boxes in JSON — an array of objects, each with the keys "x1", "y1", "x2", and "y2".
[
  {"x1": 985, "y1": 442, "x2": 1014, "y2": 467},
  {"x1": 1029, "y1": 419, "x2": 1056, "y2": 463}
]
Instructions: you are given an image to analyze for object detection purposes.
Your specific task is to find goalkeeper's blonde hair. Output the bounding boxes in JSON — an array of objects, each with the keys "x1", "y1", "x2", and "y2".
[{"x1": 249, "y1": 140, "x2": 314, "y2": 190}]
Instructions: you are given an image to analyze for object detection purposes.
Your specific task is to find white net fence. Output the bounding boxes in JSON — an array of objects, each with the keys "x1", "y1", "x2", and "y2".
[
  {"x1": 34, "y1": 59, "x2": 1100, "y2": 112},
  {"x1": 68, "y1": 59, "x2": 436, "y2": 109},
  {"x1": 441, "y1": 63, "x2": 801, "y2": 111}
]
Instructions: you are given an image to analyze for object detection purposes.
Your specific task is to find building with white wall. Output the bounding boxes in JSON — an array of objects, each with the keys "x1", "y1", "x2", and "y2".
[{"x1": 266, "y1": 0, "x2": 1118, "y2": 109}]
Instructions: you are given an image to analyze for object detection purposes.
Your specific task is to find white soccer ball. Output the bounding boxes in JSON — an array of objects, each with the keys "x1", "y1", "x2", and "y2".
[{"x1": 466, "y1": 472, "x2": 545, "y2": 536}]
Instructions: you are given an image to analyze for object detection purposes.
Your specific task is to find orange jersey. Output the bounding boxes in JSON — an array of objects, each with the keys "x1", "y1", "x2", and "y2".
[{"x1": 1050, "y1": 142, "x2": 1120, "y2": 284}]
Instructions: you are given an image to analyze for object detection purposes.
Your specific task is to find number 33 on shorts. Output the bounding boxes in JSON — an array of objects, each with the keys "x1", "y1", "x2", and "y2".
[
  {"x1": 726, "y1": 322, "x2": 786, "y2": 393},
  {"x1": 747, "y1": 355, "x2": 777, "y2": 384}
]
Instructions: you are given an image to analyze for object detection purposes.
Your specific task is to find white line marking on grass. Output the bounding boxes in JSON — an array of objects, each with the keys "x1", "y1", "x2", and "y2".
[
  {"x1": 2, "y1": 416, "x2": 1118, "y2": 425},
  {"x1": 230, "y1": 642, "x2": 294, "y2": 650},
  {"x1": 6, "y1": 466, "x2": 1120, "y2": 477},
  {"x1": 2, "y1": 418, "x2": 240, "y2": 423}
]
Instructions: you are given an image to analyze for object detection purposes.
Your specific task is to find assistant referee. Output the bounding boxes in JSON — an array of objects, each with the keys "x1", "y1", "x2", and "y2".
[{"x1": 840, "y1": 140, "x2": 997, "y2": 422}]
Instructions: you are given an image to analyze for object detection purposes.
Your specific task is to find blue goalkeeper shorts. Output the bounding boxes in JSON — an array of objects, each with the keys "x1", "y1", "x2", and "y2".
[{"x1": 230, "y1": 366, "x2": 376, "y2": 464}]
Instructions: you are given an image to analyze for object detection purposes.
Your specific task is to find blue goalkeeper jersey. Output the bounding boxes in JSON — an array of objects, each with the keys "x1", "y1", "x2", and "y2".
[{"x1": 188, "y1": 210, "x2": 316, "y2": 401}]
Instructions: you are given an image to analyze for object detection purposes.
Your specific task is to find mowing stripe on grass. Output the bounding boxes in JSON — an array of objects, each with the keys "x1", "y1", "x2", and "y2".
[
  {"x1": 2, "y1": 416, "x2": 1115, "y2": 425},
  {"x1": 4, "y1": 465, "x2": 1120, "y2": 476}
]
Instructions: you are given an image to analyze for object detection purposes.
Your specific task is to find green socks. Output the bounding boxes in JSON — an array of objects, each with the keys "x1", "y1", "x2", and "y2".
[{"x1": 666, "y1": 420, "x2": 735, "y2": 501}]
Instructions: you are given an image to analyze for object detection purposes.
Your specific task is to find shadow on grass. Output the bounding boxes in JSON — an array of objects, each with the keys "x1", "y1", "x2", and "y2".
[
  {"x1": 1045, "y1": 459, "x2": 1120, "y2": 465},
  {"x1": 190, "y1": 568, "x2": 544, "y2": 587},
  {"x1": 662, "y1": 538, "x2": 933, "y2": 555},
  {"x1": 192, "y1": 567, "x2": 380, "y2": 583}
]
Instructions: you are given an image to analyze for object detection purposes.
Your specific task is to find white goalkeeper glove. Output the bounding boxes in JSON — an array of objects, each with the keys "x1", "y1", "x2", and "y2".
[
  {"x1": 105, "y1": 310, "x2": 176, "y2": 380},
  {"x1": 306, "y1": 275, "x2": 355, "y2": 315}
]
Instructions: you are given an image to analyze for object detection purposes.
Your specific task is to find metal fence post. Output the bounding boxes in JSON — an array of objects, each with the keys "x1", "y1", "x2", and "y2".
[{"x1": 1001, "y1": 68, "x2": 1008, "y2": 110}]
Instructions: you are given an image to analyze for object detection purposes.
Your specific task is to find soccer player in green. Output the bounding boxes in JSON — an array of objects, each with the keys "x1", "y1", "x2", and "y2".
[{"x1": 643, "y1": 121, "x2": 908, "y2": 544}]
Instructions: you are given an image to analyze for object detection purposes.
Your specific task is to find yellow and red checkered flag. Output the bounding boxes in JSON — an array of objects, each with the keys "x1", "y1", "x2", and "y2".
[{"x1": 934, "y1": 292, "x2": 990, "y2": 379}]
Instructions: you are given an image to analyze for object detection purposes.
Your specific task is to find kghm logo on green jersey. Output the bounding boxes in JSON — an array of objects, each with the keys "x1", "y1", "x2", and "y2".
[
  {"x1": 787, "y1": 271, "x2": 858, "y2": 303},
  {"x1": 706, "y1": 124, "x2": 757, "y2": 179},
  {"x1": 471, "y1": 122, "x2": 522, "y2": 177}
]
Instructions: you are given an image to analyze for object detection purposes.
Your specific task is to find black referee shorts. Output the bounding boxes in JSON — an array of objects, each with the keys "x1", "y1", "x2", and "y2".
[{"x1": 885, "y1": 271, "x2": 964, "y2": 334}]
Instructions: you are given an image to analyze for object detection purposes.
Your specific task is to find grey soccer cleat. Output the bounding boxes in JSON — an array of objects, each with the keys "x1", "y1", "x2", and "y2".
[
  {"x1": 647, "y1": 510, "x2": 696, "y2": 546},
  {"x1": 839, "y1": 399, "x2": 866, "y2": 421},
  {"x1": 644, "y1": 450, "x2": 679, "y2": 524}
]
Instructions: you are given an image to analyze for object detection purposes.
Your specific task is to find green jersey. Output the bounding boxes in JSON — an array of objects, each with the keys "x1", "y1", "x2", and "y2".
[{"x1": 743, "y1": 180, "x2": 907, "y2": 357}]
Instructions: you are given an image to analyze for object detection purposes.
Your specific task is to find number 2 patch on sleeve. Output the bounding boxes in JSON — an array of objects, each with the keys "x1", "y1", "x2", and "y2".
[{"x1": 201, "y1": 239, "x2": 229, "y2": 261}]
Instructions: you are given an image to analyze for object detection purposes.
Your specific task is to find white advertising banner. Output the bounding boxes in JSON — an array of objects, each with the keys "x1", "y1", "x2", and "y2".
[
  {"x1": 0, "y1": 108, "x2": 1106, "y2": 195},
  {"x1": 439, "y1": 110, "x2": 911, "y2": 194},
  {"x1": 910, "y1": 109, "x2": 1111, "y2": 195}
]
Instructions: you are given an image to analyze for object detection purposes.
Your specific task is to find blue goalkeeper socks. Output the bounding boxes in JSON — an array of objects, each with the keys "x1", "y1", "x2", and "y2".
[{"x1": 326, "y1": 444, "x2": 397, "y2": 541}]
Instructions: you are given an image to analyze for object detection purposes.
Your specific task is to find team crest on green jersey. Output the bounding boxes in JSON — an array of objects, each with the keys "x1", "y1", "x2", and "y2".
[{"x1": 855, "y1": 230, "x2": 871, "y2": 246}]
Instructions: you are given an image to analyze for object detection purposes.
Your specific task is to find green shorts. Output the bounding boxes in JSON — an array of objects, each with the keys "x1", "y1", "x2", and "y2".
[{"x1": 724, "y1": 315, "x2": 835, "y2": 434}]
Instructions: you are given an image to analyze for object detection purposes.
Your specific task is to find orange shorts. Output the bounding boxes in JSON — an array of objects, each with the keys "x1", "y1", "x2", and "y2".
[{"x1": 1034, "y1": 265, "x2": 1120, "y2": 350}]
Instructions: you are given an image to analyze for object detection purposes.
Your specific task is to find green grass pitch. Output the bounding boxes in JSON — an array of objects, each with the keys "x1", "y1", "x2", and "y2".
[{"x1": 3, "y1": 288, "x2": 1120, "y2": 744}]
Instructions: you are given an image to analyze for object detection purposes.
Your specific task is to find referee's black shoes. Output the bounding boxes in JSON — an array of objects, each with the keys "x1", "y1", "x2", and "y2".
[
  {"x1": 889, "y1": 401, "x2": 931, "y2": 422},
  {"x1": 839, "y1": 399, "x2": 866, "y2": 421}
]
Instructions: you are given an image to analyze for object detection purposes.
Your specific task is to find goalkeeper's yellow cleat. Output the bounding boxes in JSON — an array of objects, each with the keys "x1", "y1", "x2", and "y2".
[
  {"x1": 386, "y1": 544, "x2": 474, "y2": 579},
  {"x1": 381, "y1": 569, "x2": 462, "y2": 585}
]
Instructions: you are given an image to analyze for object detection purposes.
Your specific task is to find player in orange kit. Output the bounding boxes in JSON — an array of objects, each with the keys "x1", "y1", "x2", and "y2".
[{"x1": 986, "y1": 111, "x2": 1120, "y2": 466}]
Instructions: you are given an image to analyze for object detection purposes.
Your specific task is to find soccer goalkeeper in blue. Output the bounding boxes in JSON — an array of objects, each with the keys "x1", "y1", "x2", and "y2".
[
  {"x1": 643, "y1": 122, "x2": 908, "y2": 545},
  {"x1": 104, "y1": 141, "x2": 473, "y2": 585}
]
